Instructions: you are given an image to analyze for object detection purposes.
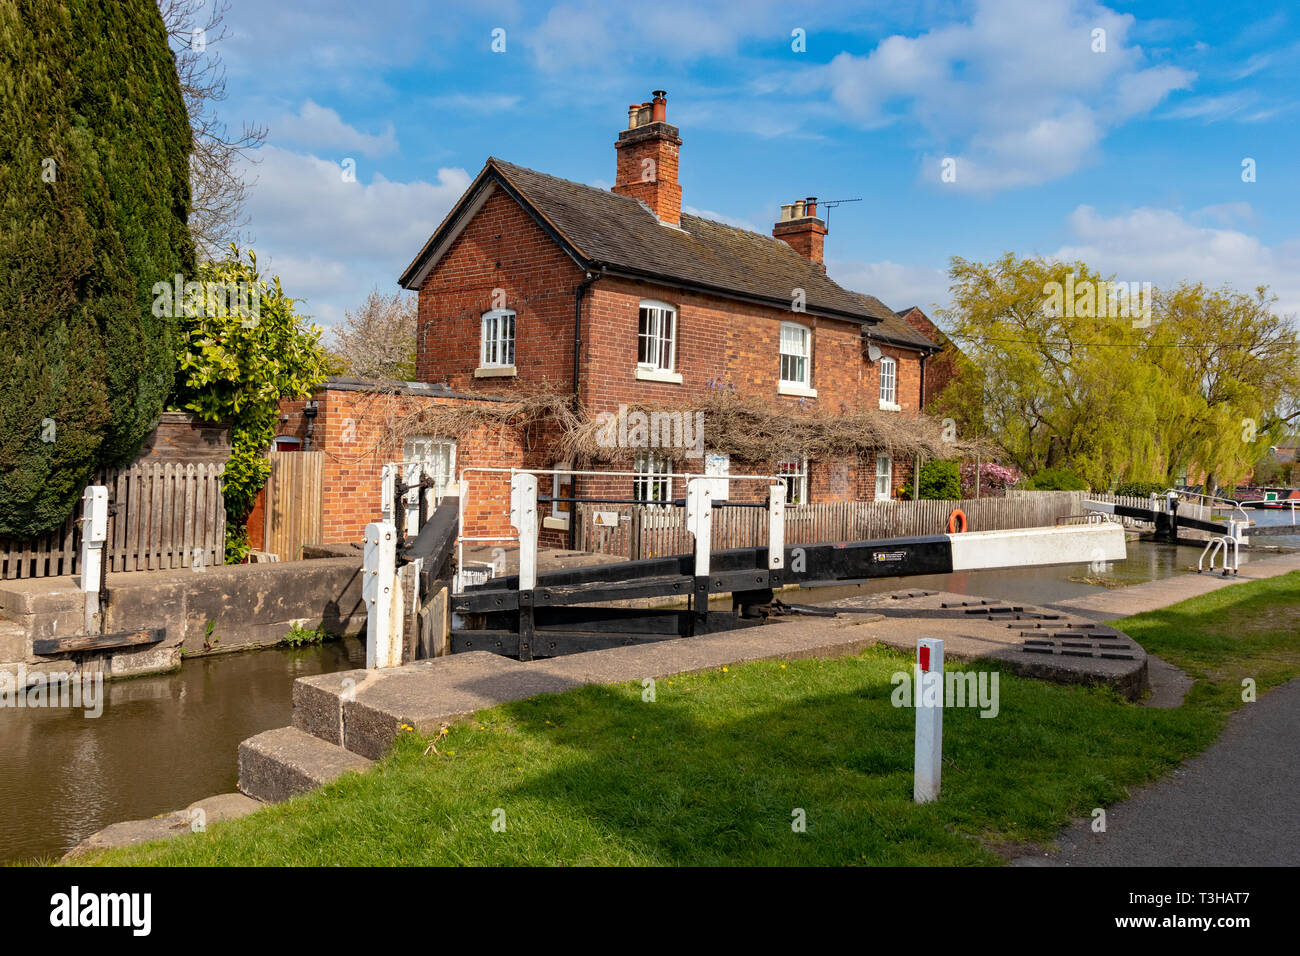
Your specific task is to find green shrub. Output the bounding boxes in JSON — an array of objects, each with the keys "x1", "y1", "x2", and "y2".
[
  {"x1": 0, "y1": 0, "x2": 193, "y2": 536},
  {"x1": 283, "y1": 622, "x2": 327, "y2": 647},
  {"x1": 171, "y1": 250, "x2": 334, "y2": 562},
  {"x1": 900, "y1": 459, "x2": 962, "y2": 500},
  {"x1": 1023, "y1": 467, "x2": 1089, "y2": 491}
]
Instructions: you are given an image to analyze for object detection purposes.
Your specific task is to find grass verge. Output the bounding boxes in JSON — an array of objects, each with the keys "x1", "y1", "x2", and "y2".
[{"x1": 77, "y1": 572, "x2": 1300, "y2": 866}]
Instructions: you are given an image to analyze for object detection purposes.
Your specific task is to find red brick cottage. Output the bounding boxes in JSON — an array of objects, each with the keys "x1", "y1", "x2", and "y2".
[{"x1": 279, "y1": 92, "x2": 956, "y2": 549}]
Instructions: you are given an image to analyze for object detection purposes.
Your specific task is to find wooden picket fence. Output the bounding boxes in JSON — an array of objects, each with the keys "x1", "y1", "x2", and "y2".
[
  {"x1": 574, "y1": 491, "x2": 1087, "y2": 560},
  {"x1": 0, "y1": 462, "x2": 225, "y2": 579}
]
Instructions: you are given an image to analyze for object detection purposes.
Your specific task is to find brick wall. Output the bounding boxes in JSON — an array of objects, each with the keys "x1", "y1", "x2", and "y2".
[
  {"x1": 898, "y1": 306, "x2": 961, "y2": 409},
  {"x1": 415, "y1": 187, "x2": 584, "y2": 393}
]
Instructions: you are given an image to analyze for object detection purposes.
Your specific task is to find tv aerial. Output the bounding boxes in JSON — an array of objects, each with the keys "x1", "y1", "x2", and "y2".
[{"x1": 818, "y1": 197, "x2": 862, "y2": 228}]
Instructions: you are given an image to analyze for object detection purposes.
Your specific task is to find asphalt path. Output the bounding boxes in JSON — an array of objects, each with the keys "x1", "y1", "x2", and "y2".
[{"x1": 1016, "y1": 676, "x2": 1300, "y2": 866}]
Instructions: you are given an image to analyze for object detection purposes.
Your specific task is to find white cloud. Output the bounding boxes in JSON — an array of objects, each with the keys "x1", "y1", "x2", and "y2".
[
  {"x1": 273, "y1": 100, "x2": 399, "y2": 159},
  {"x1": 821, "y1": 0, "x2": 1194, "y2": 191},
  {"x1": 239, "y1": 146, "x2": 471, "y2": 326},
  {"x1": 1053, "y1": 204, "x2": 1300, "y2": 318}
]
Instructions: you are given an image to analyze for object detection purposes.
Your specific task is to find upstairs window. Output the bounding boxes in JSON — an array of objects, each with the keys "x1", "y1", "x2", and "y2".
[
  {"x1": 638, "y1": 300, "x2": 677, "y2": 372},
  {"x1": 480, "y1": 309, "x2": 516, "y2": 367},
  {"x1": 779, "y1": 322, "x2": 811, "y2": 387},
  {"x1": 879, "y1": 356, "x2": 898, "y2": 407}
]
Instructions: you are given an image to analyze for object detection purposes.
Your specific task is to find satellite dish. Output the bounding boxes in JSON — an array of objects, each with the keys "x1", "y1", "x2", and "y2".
[{"x1": 867, "y1": 343, "x2": 882, "y2": 362}]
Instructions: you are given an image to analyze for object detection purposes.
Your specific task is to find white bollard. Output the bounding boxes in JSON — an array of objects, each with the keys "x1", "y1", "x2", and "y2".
[
  {"x1": 914, "y1": 637, "x2": 944, "y2": 803},
  {"x1": 363, "y1": 521, "x2": 398, "y2": 668},
  {"x1": 79, "y1": 486, "x2": 108, "y2": 635}
]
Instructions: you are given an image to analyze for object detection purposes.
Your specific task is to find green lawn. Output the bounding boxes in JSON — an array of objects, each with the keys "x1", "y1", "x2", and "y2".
[{"x1": 78, "y1": 572, "x2": 1300, "y2": 866}]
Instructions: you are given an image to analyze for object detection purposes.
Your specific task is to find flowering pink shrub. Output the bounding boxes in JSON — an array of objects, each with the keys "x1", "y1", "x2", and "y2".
[{"x1": 960, "y1": 462, "x2": 1021, "y2": 498}]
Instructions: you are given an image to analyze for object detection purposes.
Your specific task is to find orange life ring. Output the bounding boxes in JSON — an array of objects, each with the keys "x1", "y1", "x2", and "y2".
[{"x1": 947, "y1": 508, "x2": 968, "y2": 534}]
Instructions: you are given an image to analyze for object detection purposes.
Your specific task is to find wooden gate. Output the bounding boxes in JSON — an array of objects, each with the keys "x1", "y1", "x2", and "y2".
[{"x1": 263, "y1": 451, "x2": 323, "y2": 561}]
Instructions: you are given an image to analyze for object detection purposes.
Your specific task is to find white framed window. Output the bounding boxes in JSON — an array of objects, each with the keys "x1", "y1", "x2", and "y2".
[
  {"x1": 779, "y1": 322, "x2": 811, "y2": 387},
  {"x1": 879, "y1": 356, "x2": 898, "y2": 409},
  {"x1": 875, "y1": 453, "x2": 893, "y2": 501},
  {"x1": 633, "y1": 452, "x2": 673, "y2": 503},
  {"x1": 403, "y1": 436, "x2": 456, "y2": 501},
  {"x1": 480, "y1": 309, "x2": 516, "y2": 368},
  {"x1": 638, "y1": 300, "x2": 677, "y2": 372},
  {"x1": 776, "y1": 458, "x2": 808, "y2": 506}
]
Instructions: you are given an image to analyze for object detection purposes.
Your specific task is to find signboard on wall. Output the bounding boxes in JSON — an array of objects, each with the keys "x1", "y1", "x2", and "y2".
[{"x1": 705, "y1": 452, "x2": 730, "y2": 501}]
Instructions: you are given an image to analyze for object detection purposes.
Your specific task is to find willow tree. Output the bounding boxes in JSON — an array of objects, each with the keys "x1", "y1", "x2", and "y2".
[
  {"x1": 0, "y1": 0, "x2": 193, "y2": 536},
  {"x1": 937, "y1": 255, "x2": 1298, "y2": 490},
  {"x1": 1146, "y1": 283, "x2": 1300, "y2": 490},
  {"x1": 938, "y1": 254, "x2": 1170, "y2": 488}
]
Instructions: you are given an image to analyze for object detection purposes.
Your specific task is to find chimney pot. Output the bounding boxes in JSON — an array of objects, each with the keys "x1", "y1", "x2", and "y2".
[
  {"x1": 627, "y1": 104, "x2": 640, "y2": 128},
  {"x1": 793, "y1": 200, "x2": 805, "y2": 218},
  {"x1": 780, "y1": 203, "x2": 794, "y2": 221},
  {"x1": 805, "y1": 197, "x2": 817, "y2": 217},
  {"x1": 652, "y1": 90, "x2": 667, "y2": 123}
]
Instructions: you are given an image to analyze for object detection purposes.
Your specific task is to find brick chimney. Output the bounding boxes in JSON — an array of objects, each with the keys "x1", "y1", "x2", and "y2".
[
  {"x1": 613, "y1": 90, "x2": 682, "y2": 226},
  {"x1": 773, "y1": 197, "x2": 828, "y2": 271}
]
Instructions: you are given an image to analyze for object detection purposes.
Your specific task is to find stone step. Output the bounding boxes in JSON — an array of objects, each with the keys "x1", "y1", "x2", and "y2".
[
  {"x1": 292, "y1": 651, "x2": 576, "y2": 760},
  {"x1": 238, "y1": 726, "x2": 373, "y2": 803}
]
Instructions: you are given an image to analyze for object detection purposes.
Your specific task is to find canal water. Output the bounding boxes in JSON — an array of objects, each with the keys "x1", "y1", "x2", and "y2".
[
  {"x1": 0, "y1": 535, "x2": 1275, "y2": 864},
  {"x1": 0, "y1": 636, "x2": 365, "y2": 864}
]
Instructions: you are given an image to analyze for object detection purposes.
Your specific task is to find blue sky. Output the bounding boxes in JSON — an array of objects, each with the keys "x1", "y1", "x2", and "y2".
[{"x1": 208, "y1": 0, "x2": 1300, "y2": 332}]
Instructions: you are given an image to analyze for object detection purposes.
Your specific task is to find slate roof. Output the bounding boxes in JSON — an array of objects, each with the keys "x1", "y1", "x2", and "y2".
[
  {"x1": 400, "y1": 158, "x2": 886, "y2": 325},
  {"x1": 851, "y1": 295, "x2": 939, "y2": 351}
]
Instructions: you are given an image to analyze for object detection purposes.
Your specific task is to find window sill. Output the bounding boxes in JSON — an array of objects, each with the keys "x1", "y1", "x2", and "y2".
[
  {"x1": 475, "y1": 365, "x2": 517, "y2": 378},
  {"x1": 542, "y1": 516, "x2": 571, "y2": 531},
  {"x1": 778, "y1": 382, "x2": 818, "y2": 398},
  {"x1": 635, "y1": 367, "x2": 683, "y2": 384},
  {"x1": 878, "y1": 400, "x2": 901, "y2": 412}
]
